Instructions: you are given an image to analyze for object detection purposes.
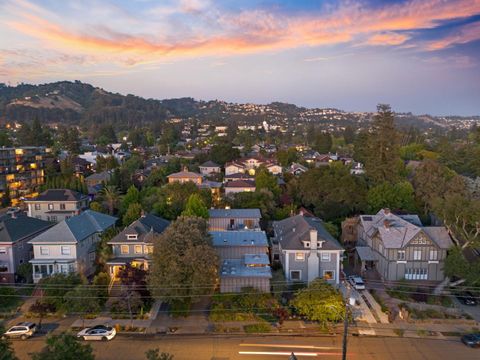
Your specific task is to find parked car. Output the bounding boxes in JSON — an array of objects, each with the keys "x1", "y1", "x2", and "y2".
[
  {"x1": 1, "y1": 322, "x2": 37, "y2": 340},
  {"x1": 77, "y1": 325, "x2": 116, "y2": 341},
  {"x1": 456, "y1": 291, "x2": 477, "y2": 306},
  {"x1": 6, "y1": 207, "x2": 21, "y2": 215},
  {"x1": 461, "y1": 333, "x2": 480, "y2": 348},
  {"x1": 348, "y1": 276, "x2": 365, "y2": 290}
]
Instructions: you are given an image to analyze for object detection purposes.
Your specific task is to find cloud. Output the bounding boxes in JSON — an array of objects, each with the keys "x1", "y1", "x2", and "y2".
[
  {"x1": 1, "y1": 0, "x2": 480, "y2": 74},
  {"x1": 426, "y1": 21, "x2": 480, "y2": 50}
]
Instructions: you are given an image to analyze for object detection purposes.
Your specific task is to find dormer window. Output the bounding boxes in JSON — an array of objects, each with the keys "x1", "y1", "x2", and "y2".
[
  {"x1": 127, "y1": 234, "x2": 138, "y2": 240},
  {"x1": 303, "y1": 241, "x2": 310, "y2": 248}
]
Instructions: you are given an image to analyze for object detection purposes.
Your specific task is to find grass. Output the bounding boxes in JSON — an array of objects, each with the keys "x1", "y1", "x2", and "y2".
[
  {"x1": 393, "y1": 329, "x2": 405, "y2": 337},
  {"x1": 243, "y1": 323, "x2": 271, "y2": 333},
  {"x1": 370, "y1": 289, "x2": 390, "y2": 314},
  {"x1": 212, "y1": 324, "x2": 241, "y2": 333},
  {"x1": 170, "y1": 300, "x2": 191, "y2": 318}
]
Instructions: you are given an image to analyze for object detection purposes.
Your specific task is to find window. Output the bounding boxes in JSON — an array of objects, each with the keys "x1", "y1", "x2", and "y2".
[
  {"x1": 429, "y1": 250, "x2": 438, "y2": 261},
  {"x1": 145, "y1": 245, "x2": 154, "y2": 254},
  {"x1": 323, "y1": 270, "x2": 335, "y2": 280},
  {"x1": 290, "y1": 270, "x2": 301, "y2": 281},
  {"x1": 127, "y1": 234, "x2": 138, "y2": 240},
  {"x1": 321, "y1": 253, "x2": 331, "y2": 262},
  {"x1": 0, "y1": 247, "x2": 6, "y2": 254},
  {"x1": 304, "y1": 242, "x2": 310, "y2": 248},
  {"x1": 134, "y1": 245, "x2": 142, "y2": 254},
  {"x1": 61, "y1": 246, "x2": 70, "y2": 255},
  {"x1": 121, "y1": 245, "x2": 129, "y2": 254},
  {"x1": 413, "y1": 250, "x2": 422, "y2": 260},
  {"x1": 40, "y1": 247, "x2": 49, "y2": 255},
  {"x1": 34, "y1": 204, "x2": 41, "y2": 210},
  {"x1": 273, "y1": 253, "x2": 280, "y2": 261},
  {"x1": 405, "y1": 268, "x2": 428, "y2": 280},
  {"x1": 0, "y1": 265, "x2": 8, "y2": 272},
  {"x1": 295, "y1": 252, "x2": 305, "y2": 261},
  {"x1": 48, "y1": 203, "x2": 54, "y2": 210},
  {"x1": 60, "y1": 204, "x2": 66, "y2": 210},
  {"x1": 397, "y1": 251, "x2": 406, "y2": 261},
  {"x1": 244, "y1": 219, "x2": 254, "y2": 229},
  {"x1": 50, "y1": 216, "x2": 57, "y2": 222}
]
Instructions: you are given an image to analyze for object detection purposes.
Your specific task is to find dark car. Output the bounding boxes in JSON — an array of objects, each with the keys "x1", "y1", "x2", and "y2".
[
  {"x1": 456, "y1": 291, "x2": 477, "y2": 306},
  {"x1": 461, "y1": 333, "x2": 480, "y2": 348}
]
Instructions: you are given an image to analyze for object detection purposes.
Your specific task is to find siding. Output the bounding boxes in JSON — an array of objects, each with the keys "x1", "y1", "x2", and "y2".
[{"x1": 220, "y1": 277, "x2": 270, "y2": 293}]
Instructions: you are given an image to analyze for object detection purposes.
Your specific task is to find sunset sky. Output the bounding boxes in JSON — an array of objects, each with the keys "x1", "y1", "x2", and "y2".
[{"x1": 1, "y1": 0, "x2": 479, "y2": 115}]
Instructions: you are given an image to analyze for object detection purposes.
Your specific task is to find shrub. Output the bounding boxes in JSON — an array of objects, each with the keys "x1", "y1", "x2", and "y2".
[
  {"x1": 393, "y1": 329, "x2": 404, "y2": 337},
  {"x1": 244, "y1": 323, "x2": 271, "y2": 333}
]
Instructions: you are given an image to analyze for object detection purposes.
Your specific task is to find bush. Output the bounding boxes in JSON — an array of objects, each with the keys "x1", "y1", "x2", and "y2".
[
  {"x1": 393, "y1": 329, "x2": 405, "y2": 337},
  {"x1": 0, "y1": 287, "x2": 18, "y2": 310},
  {"x1": 244, "y1": 323, "x2": 271, "y2": 333},
  {"x1": 169, "y1": 300, "x2": 191, "y2": 318}
]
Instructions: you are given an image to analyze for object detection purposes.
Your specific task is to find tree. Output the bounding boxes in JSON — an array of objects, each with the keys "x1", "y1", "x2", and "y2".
[
  {"x1": 343, "y1": 125, "x2": 355, "y2": 144},
  {"x1": 209, "y1": 143, "x2": 240, "y2": 165},
  {"x1": 89, "y1": 201, "x2": 105, "y2": 213},
  {"x1": 95, "y1": 227, "x2": 118, "y2": 273},
  {"x1": 313, "y1": 132, "x2": 332, "y2": 153},
  {"x1": 31, "y1": 333, "x2": 94, "y2": 360},
  {"x1": 181, "y1": 194, "x2": 209, "y2": 219},
  {"x1": 101, "y1": 185, "x2": 120, "y2": 215},
  {"x1": 276, "y1": 148, "x2": 298, "y2": 167},
  {"x1": 364, "y1": 104, "x2": 402, "y2": 184},
  {"x1": 291, "y1": 279, "x2": 344, "y2": 325},
  {"x1": 123, "y1": 202, "x2": 143, "y2": 226},
  {"x1": 64, "y1": 286, "x2": 102, "y2": 327},
  {"x1": 148, "y1": 217, "x2": 218, "y2": 305},
  {"x1": 367, "y1": 181, "x2": 416, "y2": 213},
  {"x1": 0, "y1": 335, "x2": 18, "y2": 360},
  {"x1": 38, "y1": 273, "x2": 83, "y2": 310},
  {"x1": 16, "y1": 263, "x2": 33, "y2": 283},
  {"x1": 255, "y1": 167, "x2": 280, "y2": 197},
  {"x1": 121, "y1": 185, "x2": 140, "y2": 213},
  {"x1": 145, "y1": 349, "x2": 174, "y2": 360}
]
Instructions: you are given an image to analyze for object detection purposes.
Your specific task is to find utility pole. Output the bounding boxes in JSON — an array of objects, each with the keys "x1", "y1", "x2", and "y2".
[{"x1": 342, "y1": 282, "x2": 351, "y2": 360}]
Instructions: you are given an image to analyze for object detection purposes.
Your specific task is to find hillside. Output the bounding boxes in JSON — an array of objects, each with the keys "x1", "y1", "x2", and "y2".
[{"x1": 0, "y1": 81, "x2": 478, "y2": 131}]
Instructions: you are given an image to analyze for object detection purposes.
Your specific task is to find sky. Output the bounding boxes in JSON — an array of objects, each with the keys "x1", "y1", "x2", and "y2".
[{"x1": 0, "y1": 0, "x2": 480, "y2": 115}]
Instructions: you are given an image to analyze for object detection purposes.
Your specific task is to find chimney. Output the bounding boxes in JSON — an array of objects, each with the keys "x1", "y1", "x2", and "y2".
[
  {"x1": 383, "y1": 219, "x2": 390, "y2": 229},
  {"x1": 384, "y1": 208, "x2": 391, "y2": 215},
  {"x1": 309, "y1": 229, "x2": 318, "y2": 250}
]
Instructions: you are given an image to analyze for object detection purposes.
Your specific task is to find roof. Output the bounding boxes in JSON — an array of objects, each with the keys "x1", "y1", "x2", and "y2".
[
  {"x1": 167, "y1": 170, "x2": 202, "y2": 179},
  {"x1": 359, "y1": 209, "x2": 453, "y2": 249},
  {"x1": 273, "y1": 214, "x2": 343, "y2": 251},
  {"x1": 85, "y1": 171, "x2": 112, "y2": 181},
  {"x1": 29, "y1": 210, "x2": 117, "y2": 244},
  {"x1": 356, "y1": 246, "x2": 377, "y2": 261},
  {"x1": 224, "y1": 180, "x2": 256, "y2": 188},
  {"x1": 200, "y1": 160, "x2": 220, "y2": 168},
  {"x1": 220, "y1": 256, "x2": 272, "y2": 278},
  {"x1": 28, "y1": 189, "x2": 88, "y2": 202},
  {"x1": 225, "y1": 173, "x2": 255, "y2": 180},
  {"x1": 210, "y1": 231, "x2": 268, "y2": 247},
  {"x1": 209, "y1": 208, "x2": 261, "y2": 219},
  {"x1": 0, "y1": 215, "x2": 53, "y2": 243},
  {"x1": 244, "y1": 253, "x2": 270, "y2": 265},
  {"x1": 108, "y1": 214, "x2": 169, "y2": 244}
]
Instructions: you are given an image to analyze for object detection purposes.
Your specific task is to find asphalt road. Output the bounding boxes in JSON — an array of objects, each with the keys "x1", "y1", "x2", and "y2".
[{"x1": 10, "y1": 334, "x2": 480, "y2": 360}]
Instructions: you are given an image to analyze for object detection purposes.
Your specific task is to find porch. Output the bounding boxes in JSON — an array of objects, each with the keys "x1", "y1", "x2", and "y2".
[
  {"x1": 106, "y1": 257, "x2": 150, "y2": 280},
  {"x1": 30, "y1": 259, "x2": 77, "y2": 283}
]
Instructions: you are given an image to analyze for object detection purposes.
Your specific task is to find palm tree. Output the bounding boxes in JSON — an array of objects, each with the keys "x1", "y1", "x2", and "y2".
[{"x1": 101, "y1": 185, "x2": 120, "y2": 215}]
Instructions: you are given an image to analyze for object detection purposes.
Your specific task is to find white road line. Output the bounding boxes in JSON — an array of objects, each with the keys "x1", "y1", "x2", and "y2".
[
  {"x1": 239, "y1": 344, "x2": 340, "y2": 350},
  {"x1": 239, "y1": 351, "x2": 318, "y2": 357}
]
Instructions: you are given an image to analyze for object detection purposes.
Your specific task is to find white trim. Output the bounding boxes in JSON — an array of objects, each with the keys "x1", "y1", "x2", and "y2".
[
  {"x1": 295, "y1": 252, "x2": 305, "y2": 261},
  {"x1": 396, "y1": 261, "x2": 407, "y2": 264},
  {"x1": 428, "y1": 260, "x2": 439, "y2": 264},
  {"x1": 323, "y1": 270, "x2": 335, "y2": 281},
  {"x1": 290, "y1": 269, "x2": 302, "y2": 281},
  {"x1": 320, "y1": 253, "x2": 331, "y2": 262}
]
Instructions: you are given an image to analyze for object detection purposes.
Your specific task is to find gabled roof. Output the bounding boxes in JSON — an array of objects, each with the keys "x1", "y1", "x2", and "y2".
[
  {"x1": 29, "y1": 210, "x2": 117, "y2": 244},
  {"x1": 200, "y1": 160, "x2": 220, "y2": 168},
  {"x1": 109, "y1": 214, "x2": 170, "y2": 244},
  {"x1": 359, "y1": 209, "x2": 453, "y2": 249},
  {"x1": 167, "y1": 170, "x2": 202, "y2": 179},
  {"x1": 85, "y1": 170, "x2": 112, "y2": 181},
  {"x1": 273, "y1": 214, "x2": 343, "y2": 251},
  {"x1": 0, "y1": 215, "x2": 53, "y2": 243},
  {"x1": 209, "y1": 208, "x2": 261, "y2": 219},
  {"x1": 224, "y1": 173, "x2": 255, "y2": 180},
  {"x1": 28, "y1": 189, "x2": 88, "y2": 202}
]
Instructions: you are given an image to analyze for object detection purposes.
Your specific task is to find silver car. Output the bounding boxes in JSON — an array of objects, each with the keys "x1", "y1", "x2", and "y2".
[
  {"x1": 348, "y1": 275, "x2": 366, "y2": 290},
  {"x1": 2, "y1": 322, "x2": 37, "y2": 340},
  {"x1": 77, "y1": 325, "x2": 116, "y2": 341}
]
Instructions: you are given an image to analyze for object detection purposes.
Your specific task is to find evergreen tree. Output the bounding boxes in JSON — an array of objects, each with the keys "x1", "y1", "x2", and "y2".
[{"x1": 181, "y1": 194, "x2": 209, "y2": 219}]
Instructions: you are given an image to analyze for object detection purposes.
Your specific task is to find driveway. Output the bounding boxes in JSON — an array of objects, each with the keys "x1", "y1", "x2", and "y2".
[{"x1": 452, "y1": 297, "x2": 480, "y2": 322}]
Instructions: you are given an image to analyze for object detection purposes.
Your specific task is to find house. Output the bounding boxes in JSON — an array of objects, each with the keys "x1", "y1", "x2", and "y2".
[
  {"x1": 225, "y1": 157, "x2": 280, "y2": 176},
  {"x1": 224, "y1": 173, "x2": 255, "y2": 183},
  {"x1": 107, "y1": 214, "x2": 169, "y2": 279},
  {"x1": 85, "y1": 170, "x2": 112, "y2": 187},
  {"x1": 208, "y1": 208, "x2": 261, "y2": 231},
  {"x1": 29, "y1": 210, "x2": 117, "y2": 282},
  {"x1": 224, "y1": 180, "x2": 256, "y2": 197},
  {"x1": 272, "y1": 214, "x2": 344, "y2": 285},
  {"x1": 350, "y1": 162, "x2": 365, "y2": 175},
  {"x1": 25, "y1": 189, "x2": 89, "y2": 223},
  {"x1": 211, "y1": 231, "x2": 271, "y2": 293},
  {"x1": 0, "y1": 214, "x2": 53, "y2": 283},
  {"x1": 288, "y1": 163, "x2": 308, "y2": 176},
  {"x1": 199, "y1": 161, "x2": 221, "y2": 176},
  {"x1": 167, "y1": 168, "x2": 203, "y2": 185},
  {"x1": 355, "y1": 208, "x2": 453, "y2": 282}
]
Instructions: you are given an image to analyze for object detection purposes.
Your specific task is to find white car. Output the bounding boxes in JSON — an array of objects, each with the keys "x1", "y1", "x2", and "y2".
[
  {"x1": 348, "y1": 276, "x2": 366, "y2": 290},
  {"x1": 2, "y1": 322, "x2": 37, "y2": 340},
  {"x1": 77, "y1": 325, "x2": 116, "y2": 341}
]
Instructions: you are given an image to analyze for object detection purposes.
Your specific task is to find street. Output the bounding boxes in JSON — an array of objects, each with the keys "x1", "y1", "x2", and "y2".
[{"x1": 10, "y1": 334, "x2": 479, "y2": 360}]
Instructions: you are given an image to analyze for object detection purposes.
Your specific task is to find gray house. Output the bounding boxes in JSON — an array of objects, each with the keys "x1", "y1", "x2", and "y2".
[
  {"x1": 210, "y1": 231, "x2": 271, "y2": 293},
  {"x1": 0, "y1": 214, "x2": 53, "y2": 283},
  {"x1": 208, "y1": 208, "x2": 261, "y2": 231},
  {"x1": 107, "y1": 214, "x2": 169, "y2": 279},
  {"x1": 29, "y1": 210, "x2": 117, "y2": 282},
  {"x1": 272, "y1": 215, "x2": 344, "y2": 285},
  {"x1": 356, "y1": 208, "x2": 453, "y2": 282}
]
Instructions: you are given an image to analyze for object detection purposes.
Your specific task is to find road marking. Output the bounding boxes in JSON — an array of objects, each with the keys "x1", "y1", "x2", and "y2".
[
  {"x1": 239, "y1": 351, "x2": 343, "y2": 356},
  {"x1": 240, "y1": 344, "x2": 340, "y2": 350}
]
